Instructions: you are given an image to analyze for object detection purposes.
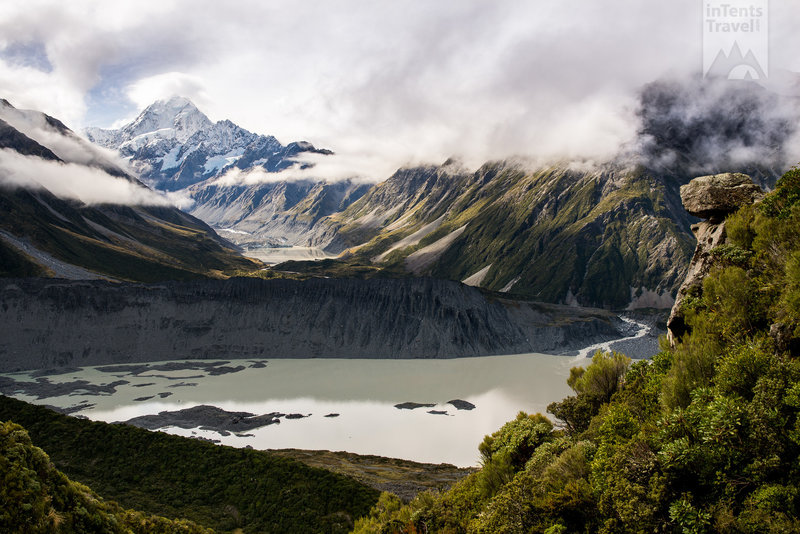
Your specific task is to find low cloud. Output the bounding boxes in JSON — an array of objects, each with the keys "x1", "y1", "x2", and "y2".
[
  {"x1": 0, "y1": 149, "x2": 168, "y2": 206},
  {"x1": 211, "y1": 151, "x2": 393, "y2": 186},
  {"x1": 0, "y1": 102, "x2": 136, "y2": 174},
  {"x1": 162, "y1": 189, "x2": 195, "y2": 210}
]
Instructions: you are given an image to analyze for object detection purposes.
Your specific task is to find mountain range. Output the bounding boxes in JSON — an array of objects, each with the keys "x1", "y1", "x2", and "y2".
[
  {"x1": 76, "y1": 80, "x2": 794, "y2": 309},
  {"x1": 3, "y1": 77, "x2": 790, "y2": 309},
  {"x1": 84, "y1": 96, "x2": 369, "y2": 248},
  {"x1": 310, "y1": 161, "x2": 696, "y2": 309},
  {"x1": 84, "y1": 96, "x2": 333, "y2": 192}
]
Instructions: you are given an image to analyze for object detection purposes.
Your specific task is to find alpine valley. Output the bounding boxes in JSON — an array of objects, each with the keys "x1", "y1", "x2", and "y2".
[
  {"x1": 1, "y1": 75, "x2": 799, "y2": 534},
  {"x1": 83, "y1": 80, "x2": 790, "y2": 309}
]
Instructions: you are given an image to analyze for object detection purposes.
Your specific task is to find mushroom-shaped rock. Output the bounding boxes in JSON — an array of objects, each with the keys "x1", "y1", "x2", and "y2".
[
  {"x1": 667, "y1": 173, "x2": 765, "y2": 345},
  {"x1": 679, "y1": 173, "x2": 764, "y2": 220}
]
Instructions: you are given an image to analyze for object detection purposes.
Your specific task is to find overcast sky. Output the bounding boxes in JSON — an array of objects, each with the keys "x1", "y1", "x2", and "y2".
[{"x1": 2, "y1": 0, "x2": 800, "y2": 179}]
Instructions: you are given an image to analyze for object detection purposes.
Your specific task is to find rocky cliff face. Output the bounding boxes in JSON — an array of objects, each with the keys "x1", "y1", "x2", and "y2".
[
  {"x1": 667, "y1": 173, "x2": 765, "y2": 343},
  {"x1": 0, "y1": 277, "x2": 628, "y2": 372},
  {"x1": 189, "y1": 178, "x2": 372, "y2": 248}
]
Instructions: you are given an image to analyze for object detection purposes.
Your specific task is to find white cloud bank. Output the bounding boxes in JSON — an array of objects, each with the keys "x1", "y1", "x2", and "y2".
[
  {"x1": 0, "y1": 100, "x2": 129, "y2": 170},
  {"x1": 2, "y1": 0, "x2": 800, "y2": 181},
  {"x1": 0, "y1": 149, "x2": 168, "y2": 206},
  {"x1": 0, "y1": 99, "x2": 170, "y2": 206}
]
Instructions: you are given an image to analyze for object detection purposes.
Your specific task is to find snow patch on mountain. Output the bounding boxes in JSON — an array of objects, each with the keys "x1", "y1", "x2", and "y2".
[
  {"x1": 203, "y1": 148, "x2": 245, "y2": 174},
  {"x1": 161, "y1": 146, "x2": 182, "y2": 169}
]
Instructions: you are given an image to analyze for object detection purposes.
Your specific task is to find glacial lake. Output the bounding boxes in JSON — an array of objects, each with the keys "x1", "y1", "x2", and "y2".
[
  {"x1": 242, "y1": 246, "x2": 336, "y2": 264},
  {"x1": 0, "y1": 354, "x2": 578, "y2": 467}
]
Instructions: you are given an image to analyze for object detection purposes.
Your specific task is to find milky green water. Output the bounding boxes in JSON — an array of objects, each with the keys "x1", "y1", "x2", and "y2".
[
  {"x1": 243, "y1": 246, "x2": 335, "y2": 263},
  {"x1": 3, "y1": 354, "x2": 577, "y2": 467}
]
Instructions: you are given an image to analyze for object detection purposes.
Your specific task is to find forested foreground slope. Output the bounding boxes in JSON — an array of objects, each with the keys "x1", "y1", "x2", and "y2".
[
  {"x1": 0, "y1": 420, "x2": 211, "y2": 533},
  {"x1": 353, "y1": 168, "x2": 800, "y2": 533},
  {"x1": 0, "y1": 396, "x2": 379, "y2": 534}
]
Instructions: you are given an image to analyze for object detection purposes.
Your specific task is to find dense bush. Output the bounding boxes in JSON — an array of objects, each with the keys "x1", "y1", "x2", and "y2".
[
  {"x1": 353, "y1": 167, "x2": 800, "y2": 533},
  {"x1": 0, "y1": 397, "x2": 379, "y2": 534},
  {"x1": 0, "y1": 420, "x2": 211, "y2": 533}
]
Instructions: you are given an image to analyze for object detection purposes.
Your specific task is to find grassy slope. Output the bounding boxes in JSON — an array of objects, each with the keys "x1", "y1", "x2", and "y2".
[
  {"x1": 0, "y1": 239, "x2": 49, "y2": 277},
  {"x1": 271, "y1": 449, "x2": 475, "y2": 502},
  {"x1": 0, "y1": 187, "x2": 260, "y2": 282},
  {"x1": 0, "y1": 396, "x2": 379, "y2": 534},
  {"x1": 315, "y1": 163, "x2": 694, "y2": 309}
]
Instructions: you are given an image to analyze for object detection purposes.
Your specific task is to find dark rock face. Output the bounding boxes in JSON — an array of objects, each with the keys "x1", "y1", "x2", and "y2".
[
  {"x1": 667, "y1": 173, "x2": 764, "y2": 343},
  {"x1": 123, "y1": 405, "x2": 284, "y2": 433},
  {"x1": 447, "y1": 399, "x2": 476, "y2": 411},
  {"x1": 679, "y1": 173, "x2": 765, "y2": 220},
  {"x1": 394, "y1": 402, "x2": 436, "y2": 410},
  {"x1": 0, "y1": 277, "x2": 625, "y2": 372}
]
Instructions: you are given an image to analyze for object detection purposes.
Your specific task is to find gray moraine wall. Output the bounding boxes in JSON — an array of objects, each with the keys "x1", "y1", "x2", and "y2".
[{"x1": 0, "y1": 277, "x2": 628, "y2": 372}]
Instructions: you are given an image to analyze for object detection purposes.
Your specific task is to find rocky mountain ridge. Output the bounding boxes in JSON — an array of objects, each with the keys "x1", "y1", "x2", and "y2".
[
  {"x1": 84, "y1": 96, "x2": 334, "y2": 192},
  {"x1": 301, "y1": 161, "x2": 696, "y2": 309}
]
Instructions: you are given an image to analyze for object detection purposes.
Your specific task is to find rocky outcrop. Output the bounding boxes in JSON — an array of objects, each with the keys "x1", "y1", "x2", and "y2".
[
  {"x1": 679, "y1": 173, "x2": 764, "y2": 221},
  {"x1": 0, "y1": 277, "x2": 628, "y2": 372},
  {"x1": 667, "y1": 173, "x2": 765, "y2": 344}
]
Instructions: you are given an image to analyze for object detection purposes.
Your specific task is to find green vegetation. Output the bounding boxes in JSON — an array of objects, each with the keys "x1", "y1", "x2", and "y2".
[
  {"x1": 272, "y1": 259, "x2": 408, "y2": 279},
  {"x1": 270, "y1": 449, "x2": 475, "y2": 502},
  {"x1": 0, "y1": 396, "x2": 379, "y2": 533},
  {"x1": 353, "y1": 167, "x2": 800, "y2": 533},
  {"x1": 0, "y1": 420, "x2": 210, "y2": 533},
  {"x1": 231, "y1": 258, "x2": 409, "y2": 282}
]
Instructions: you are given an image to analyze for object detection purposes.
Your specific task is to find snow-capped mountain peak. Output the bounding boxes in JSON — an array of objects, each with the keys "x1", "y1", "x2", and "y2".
[
  {"x1": 83, "y1": 96, "x2": 331, "y2": 192},
  {"x1": 122, "y1": 96, "x2": 212, "y2": 145}
]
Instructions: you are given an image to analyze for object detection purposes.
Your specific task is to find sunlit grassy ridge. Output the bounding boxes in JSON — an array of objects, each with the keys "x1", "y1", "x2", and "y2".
[
  {"x1": 0, "y1": 187, "x2": 260, "y2": 282},
  {"x1": 301, "y1": 162, "x2": 694, "y2": 308}
]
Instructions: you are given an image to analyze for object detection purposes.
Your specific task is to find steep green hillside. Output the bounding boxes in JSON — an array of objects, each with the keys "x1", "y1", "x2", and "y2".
[
  {"x1": 0, "y1": 420, "x2": 210, "y2": 533},
  {"x1": 0, "y1": 100, "x2": 259, "y2": 282},
  {"x1": 0, "y1": 397, "x2": 379, "y2": 533},
  {"x1": 321, "y1": 162, "x2": 695, "y2": 309},
  {"x1": 353, "y1": 168, "x2": 800, "y2": 533},
  {"x1": 0, "y1": 187, "x2": 259, "y2": 281}
]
